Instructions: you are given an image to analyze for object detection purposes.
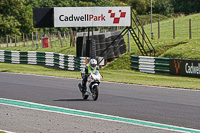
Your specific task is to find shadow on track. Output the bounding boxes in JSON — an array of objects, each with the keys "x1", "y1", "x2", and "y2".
[{"x1": 54, "y1": 99, "x2": 89, "y2": 102}]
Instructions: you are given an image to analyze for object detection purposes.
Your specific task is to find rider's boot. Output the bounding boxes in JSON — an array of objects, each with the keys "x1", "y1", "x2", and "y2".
[{"x1": 81, "y1": 80, "x2": 86, "y2": 93}]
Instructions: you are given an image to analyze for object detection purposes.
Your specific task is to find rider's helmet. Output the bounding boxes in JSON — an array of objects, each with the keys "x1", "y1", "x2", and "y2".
[{"x1": 89, "y1": 59, "x2": 97, "y2": 70}]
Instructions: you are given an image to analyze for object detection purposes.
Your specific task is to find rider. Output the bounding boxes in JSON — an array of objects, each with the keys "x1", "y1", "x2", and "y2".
[{"x1": 81, "y1": 59, "x2": 99, "y2": 92}]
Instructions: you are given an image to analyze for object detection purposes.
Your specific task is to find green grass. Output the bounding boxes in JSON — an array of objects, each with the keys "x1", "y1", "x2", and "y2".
[
  {"x1": 128, "y1": 13, "x2": 200, "y2": 59},
  {"x1": 104, "y1": 13, "x2": 200, "y2": 70},
  {"x1": 0, "y1": 14, "x2": 200, "y2": 89},
  {"x1": 0, "y1": 131, "x2": 6, "y2": 133},
  {"x1": 0, "y1": 63, "x2": 199, "y2": 89},
  {"x1": 0, "y1": 38, "x2": 76, "y2": 55}
]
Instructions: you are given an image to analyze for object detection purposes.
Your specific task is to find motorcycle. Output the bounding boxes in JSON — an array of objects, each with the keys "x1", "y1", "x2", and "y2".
[{"x1": 78, "y1": 70, "x2": 103, "y2": 101}]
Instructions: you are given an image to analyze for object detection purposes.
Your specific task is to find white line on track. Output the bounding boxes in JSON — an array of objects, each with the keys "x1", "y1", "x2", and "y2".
[{"x1": 0, "y1": 98, "x2": 200, "y2": 133}]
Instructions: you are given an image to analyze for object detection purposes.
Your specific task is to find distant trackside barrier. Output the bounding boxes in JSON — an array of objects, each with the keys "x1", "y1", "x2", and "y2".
[
  {"x1": 130, "y1": 55, "x2": 170, "y2": 73},
  {"x1": 131, "y1": 55, "x2": 200, "y2": 77},
  {"x1": 0, "y1": 50, "x2": 89, "y2": 71}
]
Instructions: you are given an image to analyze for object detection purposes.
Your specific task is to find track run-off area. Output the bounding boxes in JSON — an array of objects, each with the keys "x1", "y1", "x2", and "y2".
[{"x1": 0, "y1": 72, "x2": 200, "y2": 133}]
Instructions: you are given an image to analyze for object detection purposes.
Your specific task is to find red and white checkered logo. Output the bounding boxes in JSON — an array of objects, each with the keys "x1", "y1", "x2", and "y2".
[{"x1": 108, "y1": 10, "x2": 126, "y2": 24}]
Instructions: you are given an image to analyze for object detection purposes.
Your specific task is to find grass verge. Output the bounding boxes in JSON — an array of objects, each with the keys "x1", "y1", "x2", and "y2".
[{"x1": 0, "y1": 63, "x2": 199, "y2": 90}]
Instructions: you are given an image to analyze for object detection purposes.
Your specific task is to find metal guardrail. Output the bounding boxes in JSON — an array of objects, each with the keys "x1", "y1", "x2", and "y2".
[
  {"x1": 0, "y1": 50, "x2": 89, "y2": 71},
  {"x1": 130, "y1": 55, "x2": 170, "y2": 73}
]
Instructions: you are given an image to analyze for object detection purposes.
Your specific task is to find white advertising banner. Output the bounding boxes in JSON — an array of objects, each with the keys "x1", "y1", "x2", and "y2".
[{"x1": 54, "y1": 7, "x2": 131, "y2": 27}]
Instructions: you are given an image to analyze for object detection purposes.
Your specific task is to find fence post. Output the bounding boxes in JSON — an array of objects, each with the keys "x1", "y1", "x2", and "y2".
[
  {"x1": 158, "y1": 20, "x2": 160, "y2": 39},
  {"x1": 15, "y1": 34, "x2": 16, "y2": 47},
  {"x1": 26, "y1": 34, "x2": 28, "y2": 46},
  {"x1": 32, "y1": 32, "x2": 34, "y2": 47},
  {"x1": 189, "y1": 19, "x2": 192, "y2": 39},
  {"x1": 48, "y1": 32, "x2": 53, "y2": 49},
  {"x1": 6, "y1": 35, "x2": 8, "y2": 47},
  {"x1": 23, "y1": 33, "x2": 25, "y2": 47},
  {"x1": 173, "y1": 19, "x2": 175, "y2": 39},
  {"x1": 74, "y1": 31, "x2": 76, "y2": 47},
  {"x1": 58, "y1": 31, "x2": 63, "y2": 48},
  {"x1": 70, "y1": 28, "x2": 74, "y2": 47},
  {"x1": 9, "y1": 35, "x2": 12, "y2": 46}
]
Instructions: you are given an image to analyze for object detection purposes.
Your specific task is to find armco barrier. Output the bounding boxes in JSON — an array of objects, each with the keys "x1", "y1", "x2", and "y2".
[
  {"x1": 0, "y1": 50, "x2": 89, "y2": 71},
  {"x1": 130, "y1": 55, "x2": 170, "y2": 73}
]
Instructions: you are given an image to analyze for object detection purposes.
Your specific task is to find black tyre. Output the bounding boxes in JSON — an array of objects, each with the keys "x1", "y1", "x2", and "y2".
[
  {"x1": 78, "y1": 83, "x2": 89, "y2": 100},
  {"x1": 92, "y1": 86, "x2": 99, "y2": 101},
  {"x1": 82, "y1": 93, "x2": 89, "y2": 100}
]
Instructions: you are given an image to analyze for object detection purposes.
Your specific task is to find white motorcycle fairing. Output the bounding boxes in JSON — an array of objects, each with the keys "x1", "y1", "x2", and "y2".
[{"x1": 79, "y1": 70, "x2": 102, "y2": 101}]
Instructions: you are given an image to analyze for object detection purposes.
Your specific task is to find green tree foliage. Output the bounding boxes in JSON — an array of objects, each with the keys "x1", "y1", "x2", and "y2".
[
  {"x1": 170, "y1": 0, "x2": 200, "y2": 14},
  {"x1": 129, "y1": 0, "x2": 152, "y2": 15},
  {"x1": 128, "y1": 0, "x2": 173, "y2": 16},
  {"x1": 53, "y1": 0, "x2": 71, "y2": 7},
  {"x1": 154, "y1": 0, "x2": 174, "y2": 16},
  {"x1": 2, "y1": 0, "x2": 200, "y2": 38},
  {"x1": 0, "y1": 0, "x2": 119, "y2": 37},
  {"x1": 18, "y1": 5, "x2": 33, "y2": 33},
  {"x1": 0, "y1": 15, "x2": 21, "y2": 37},
  {"x1": 0, "y1": 0, "x2": 25, "y2": 37}
]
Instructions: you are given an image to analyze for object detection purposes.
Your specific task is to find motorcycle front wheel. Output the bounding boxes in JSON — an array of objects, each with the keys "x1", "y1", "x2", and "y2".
[
  {"x1": 92, "y1": 86, "x2": 99, "y2": 101},
  {"x1": 82, "y1": 93, "x2": 89, "y2": 100}
]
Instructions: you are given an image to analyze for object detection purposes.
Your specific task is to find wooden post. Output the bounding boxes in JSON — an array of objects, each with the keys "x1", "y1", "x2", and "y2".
[
  {"x1": 73, "y1": 31, "x2": 76, "y2": 47},
  {"x1": 6, "y1": 35, "x2": 8, "y2": 47},
  {"x1": 58, "y1": 31, "x2": 63, "y2": 48},
  {"x1": 32, "y1": 32, "x2": 34, "y2": 47},
  {"x1": 70, "y1": 28, "x2": 73, "y2": 47},
  {"x1": 9, "y1": 35, "x2": 12, "y2": 46},
  {"x1": 158, "y1": 20, "x2": 160, "y2": 39},
  {"x1": 23, "y1": 33, "x2": 25, "y2": 47},
  {"x1": 26, "y1": 34, "x2": 28, "y2": 46},
  {"x1": 64, "y1": 32, "x2": 67, "y2": 46},
  {"x1": 15, "y1": 34, "x2": 16, "y2": 47},
  {"x1": 64, "y1": 32, "x2": 66, "y2": 39},
  {"x1": 48, "y1": 32, "x2": 53, "y2": 48},
  {"x1": 173, "y1": 19, "x2": 175, "y2": 39},
  {"x1": 189, "y1": 19, "x2": 192, "y2": 39}
]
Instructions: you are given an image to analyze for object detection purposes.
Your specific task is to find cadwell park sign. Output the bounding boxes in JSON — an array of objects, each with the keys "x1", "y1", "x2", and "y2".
[
  {"x1": 54, "y1": 7, "x2": 131, "y2": 27},
  {"x1": 33, "y1": 7, "x2": 131, "y2": 28}
]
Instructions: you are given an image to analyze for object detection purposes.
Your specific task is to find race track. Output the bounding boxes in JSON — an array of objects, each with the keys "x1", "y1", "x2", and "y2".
[{"x1": 0, "y1": 72, "x2": 200, "y2": 133}]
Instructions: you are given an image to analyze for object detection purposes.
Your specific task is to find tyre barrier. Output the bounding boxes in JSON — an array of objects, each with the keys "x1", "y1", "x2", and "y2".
[
  {"x1": 130, "y1": 55, "x2": 170, "y2": 73},
  {"x1": 76, "y1": 31, "x2": 127, "y2": 63},
  {"x1": 0, "y1": 50, "x2": 89, "y2": 71}
]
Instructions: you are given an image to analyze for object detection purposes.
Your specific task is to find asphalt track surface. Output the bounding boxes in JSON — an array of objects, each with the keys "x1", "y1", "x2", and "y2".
[{"x1": 0, "y1": 72, "x2": 200, "y2": 132}]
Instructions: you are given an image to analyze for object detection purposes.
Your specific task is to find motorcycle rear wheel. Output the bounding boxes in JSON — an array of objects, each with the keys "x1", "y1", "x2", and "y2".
[{"x1": 92, "y1": 86, "x2": 99, "y2": 101}]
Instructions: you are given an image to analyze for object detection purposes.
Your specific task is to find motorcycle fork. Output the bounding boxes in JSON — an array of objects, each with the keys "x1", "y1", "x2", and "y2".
[{"x1": 86, "y1": 82, "x2": 92, "y2": 95}]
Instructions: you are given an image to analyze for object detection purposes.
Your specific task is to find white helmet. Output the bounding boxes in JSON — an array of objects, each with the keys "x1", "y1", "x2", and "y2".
[{"x1": 89, "y1": 59, "x2": 97, "y2": 70}]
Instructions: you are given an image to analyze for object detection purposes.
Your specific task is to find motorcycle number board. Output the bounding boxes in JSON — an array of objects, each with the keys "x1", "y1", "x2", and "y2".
[{"x1": 54, "y1": 7, "x2": 131, "y2": 27}]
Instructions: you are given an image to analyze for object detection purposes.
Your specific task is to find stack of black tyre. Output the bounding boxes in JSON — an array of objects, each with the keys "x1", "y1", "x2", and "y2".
[{"x1": 76, "y1": 31, "x2": 126, "y2": 65}]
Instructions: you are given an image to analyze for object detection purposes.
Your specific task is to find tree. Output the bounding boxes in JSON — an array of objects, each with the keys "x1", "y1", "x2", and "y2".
[
  {"x1": 129, "y1": 0, "x2": 155, "y2": 15},
  {"x1": 170, "y1": 0, "x2": 200, "y2": 14},
  {"x1": 154, "y1": 0, "x2": 174, "y2": 16},
  {"x1": 0, "y1": 15, "x2": 21, "y2": 37},
  {"x1": 18, "y1": 5, "x2": 34, "y2": 34},
  {"x1": 0, "y1": 0, "x2": 25, "y2": 37}
]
